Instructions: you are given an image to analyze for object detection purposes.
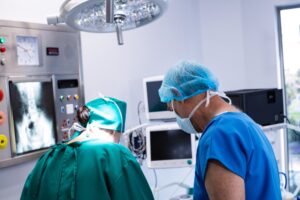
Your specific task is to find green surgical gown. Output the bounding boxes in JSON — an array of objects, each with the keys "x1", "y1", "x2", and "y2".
[{"x1": 21, "y1": 140, "x2": 154, "y2": 200}]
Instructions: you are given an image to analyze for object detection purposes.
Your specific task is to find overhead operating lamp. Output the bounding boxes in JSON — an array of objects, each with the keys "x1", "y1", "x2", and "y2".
[{"x1": 47, "y1": 0, "x2": 167, "y2": 45}]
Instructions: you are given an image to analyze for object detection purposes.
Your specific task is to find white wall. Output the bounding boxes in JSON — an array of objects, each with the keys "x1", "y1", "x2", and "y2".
[
  {"x1": 0, "y1": 0, "x2": 295, "y2": 199},
  {"x1": 198, "y1": 0, "x2": 247, "y2": 91}
]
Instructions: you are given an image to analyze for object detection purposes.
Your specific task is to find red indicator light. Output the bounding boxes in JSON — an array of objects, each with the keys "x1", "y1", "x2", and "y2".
[
  {"x1": 0, "y1": 46, "x2": 6, "y2": 53},
  {"x1": 0, "y1": 89, "x2": 3, "y2": 102}
]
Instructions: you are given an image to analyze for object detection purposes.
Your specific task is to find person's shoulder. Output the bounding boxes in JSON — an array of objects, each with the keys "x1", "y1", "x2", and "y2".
[
  {"x1": 203, "y1": 112, "x2": 256, "y2": 139},
  {"x1": 213, "y1": 112, "x2": 254, "y2": 128},
  {"x1": 80, "y1": 140, "x2": 133, "y2": 156}
]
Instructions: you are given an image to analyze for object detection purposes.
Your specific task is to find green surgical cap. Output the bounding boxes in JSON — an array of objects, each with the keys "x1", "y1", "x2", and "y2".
[
  {"x1": 85, "y1": 97, "x2": 127, "y2": 133},
  {"x1": 159, "y1": 60, "x2": 219, "y2": 103}
]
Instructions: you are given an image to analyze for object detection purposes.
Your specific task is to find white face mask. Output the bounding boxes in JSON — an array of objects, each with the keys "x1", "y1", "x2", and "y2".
[
  {"x1": 172, "y1": 91, "x2": 215, "y2": 134},
  {"x1": 172, "y1": 91, "x2": 231, "y2": 134}
]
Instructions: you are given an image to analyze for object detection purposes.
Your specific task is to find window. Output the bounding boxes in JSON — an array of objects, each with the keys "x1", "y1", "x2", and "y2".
[{"x1": 278, "y1": 5, "x2": 300, "y2": 192}]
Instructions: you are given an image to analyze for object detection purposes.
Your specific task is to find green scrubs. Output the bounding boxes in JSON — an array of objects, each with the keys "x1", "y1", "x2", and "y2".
[{"x1": 21, "y1": 140, "x2": 154, "y2": 200}]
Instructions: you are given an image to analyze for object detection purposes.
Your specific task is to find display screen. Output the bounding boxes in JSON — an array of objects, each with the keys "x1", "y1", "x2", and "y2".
[
  {"x1": 57, "y1": 79, "x2": 78, "y2": 89},
  {"x1": 146, "y1": 81, "x2": 168, "y2": 112},
  {"x1": 150, "y1": 129, "x2": 192, "y2": 161},
  {"x1": 46, "y1": 47, "x2": 59, "y2": 56},
  {"x1": 9, "y1": 80, "x2": 56, "y2": 155}
]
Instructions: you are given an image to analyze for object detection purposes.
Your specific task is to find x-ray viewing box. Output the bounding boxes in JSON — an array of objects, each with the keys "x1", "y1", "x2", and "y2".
[{"x1": 0, "y1": 20, "x2": 84, "y2": 168}]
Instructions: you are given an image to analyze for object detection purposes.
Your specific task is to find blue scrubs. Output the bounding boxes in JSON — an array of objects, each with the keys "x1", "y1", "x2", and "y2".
[{"x1": 193, "y1": 112, "x2": 281, "y2": 200}]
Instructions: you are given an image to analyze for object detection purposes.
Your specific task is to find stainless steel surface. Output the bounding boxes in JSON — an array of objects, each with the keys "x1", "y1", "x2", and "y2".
[
  {"x1": 0, "y1": 149, "x2": 47, "y2": 168},
  {"x1": 106, "y1": 0, "x2": 114, "y2": 23},
  {"x1": 49, "y1": 0, "x2": 167, "y2": 45},
  {"x1": 0, "y1": 20, "x2": 84, "y2": 168},
  {"x1": 58, "y1": 0, "x2": 167, "y2": 32}
]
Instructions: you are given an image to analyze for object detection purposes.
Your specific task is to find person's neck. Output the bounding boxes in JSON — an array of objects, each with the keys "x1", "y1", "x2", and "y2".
[
  {"x1": 67, "y1": 129, "x2": 114, "y2": 144},
  {"x1": 193, "y1": 97, "x2": 236, "y2": 132}
]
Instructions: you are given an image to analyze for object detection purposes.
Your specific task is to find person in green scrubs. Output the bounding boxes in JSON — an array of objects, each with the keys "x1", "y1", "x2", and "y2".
[{"x1": 21, "y1": 97, "x2": 154, "y2": 200}]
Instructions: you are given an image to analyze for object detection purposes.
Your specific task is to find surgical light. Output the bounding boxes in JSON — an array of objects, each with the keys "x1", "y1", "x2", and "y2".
[{"x1": 47, "y1": 0, "x2": 167, "y2": 45}]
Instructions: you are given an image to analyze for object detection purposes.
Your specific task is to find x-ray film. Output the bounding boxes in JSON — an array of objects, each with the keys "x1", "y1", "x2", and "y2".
[{"x1": 9, "y1": 80, "x2": 56, "y2": 154}]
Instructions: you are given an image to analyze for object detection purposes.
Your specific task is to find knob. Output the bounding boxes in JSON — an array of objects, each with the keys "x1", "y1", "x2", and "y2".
[
  {"x1": 0, "y1": 134, "x2": 8, "y2": 149},
  {"x1": 1, "y1": 58, "x2": 5, "y2": 66},
  {"x1": 67, "y1": 95, "x2": 72, "y2": 101},
  {"x1": 0, "y1": 111, "x2": 5, "y2": 125},
  {"x1": 59, "y1": 95, "x2": 64, "y2": 101},
  {"x1": 74, "y1": 94, "x2": 79, "y2": 100}
]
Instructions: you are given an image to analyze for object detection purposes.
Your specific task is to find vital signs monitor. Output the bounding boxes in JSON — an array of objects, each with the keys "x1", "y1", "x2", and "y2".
[{"x1": 146, "y1": 122, "x2": 196, "y2": 168}]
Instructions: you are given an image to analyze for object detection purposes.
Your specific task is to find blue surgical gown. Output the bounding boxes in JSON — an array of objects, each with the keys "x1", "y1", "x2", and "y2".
[{"x1": 193, "y1": 112, "x2": 281, "y2": 200}]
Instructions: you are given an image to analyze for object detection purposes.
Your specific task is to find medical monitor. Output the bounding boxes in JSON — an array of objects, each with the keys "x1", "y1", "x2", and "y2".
[
  {"x1": 8, "y1": 78, "x2": 57, "y2": 155},
  {"x1": 146, "y1": 122, "x2": 196, "y2": 168},
  {"x1": 143, "y1": 76, "x2": 175, "y2": 120}
]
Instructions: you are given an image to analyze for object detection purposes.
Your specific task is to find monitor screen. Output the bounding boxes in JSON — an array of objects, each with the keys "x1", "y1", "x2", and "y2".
[
  {"x1": 9, "y1": 80, "x2": 57, "y2": 155},
  {"x1": 146, "y1": 122, "x2": 196, "y2": 168},
  {"x1": 143, "y1": 76, "x2": 175, "y2": 120},
  {"x1": 146, "y1": 80, "x2": 168, "y2": 112}
]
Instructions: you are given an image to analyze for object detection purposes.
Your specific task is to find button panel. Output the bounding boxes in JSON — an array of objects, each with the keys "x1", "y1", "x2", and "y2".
[
  {"x1": 55, "y1": 78, "x2": 82, "y2": 142},
  {"x1": 0, "y1": 36, "x2": 7, "y2": 68}
]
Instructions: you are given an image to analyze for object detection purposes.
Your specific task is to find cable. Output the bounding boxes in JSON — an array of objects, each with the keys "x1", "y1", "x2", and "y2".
[
  {"x1": 279, "y1": 171, "x2": 287, "y2": 189},
  {"x1": 153, "y1": 169, "x2": 158, "y2": 188},
  {"x1": 152, "y1": 169, "x2": 159, "y2": 200},
  {"x1": 124, "y1": 124, "x2": 148, "y2": 164},
  {"x1": 169, "y1": 167, "x2": 194, "y2": 199},
  {"x1": 137, "y1": 101, "x2": 144, "y2": 125}
]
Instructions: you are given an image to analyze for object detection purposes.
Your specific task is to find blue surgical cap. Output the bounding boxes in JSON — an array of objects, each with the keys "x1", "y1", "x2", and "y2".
[
  {"x1": 158, "y1": 60, "x2": 219, "y2": 103},
  {"x1": 85, "y1": 97, "x2": 127, "y2": 132}
]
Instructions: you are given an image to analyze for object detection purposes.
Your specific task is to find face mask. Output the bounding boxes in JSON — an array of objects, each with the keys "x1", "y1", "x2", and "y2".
[
  {"x1": 172, "y1": 91, "x2": 217, "y2": 134},
  {"x1": 210, "y1": 91, "x2": 232, "y2": 105}
]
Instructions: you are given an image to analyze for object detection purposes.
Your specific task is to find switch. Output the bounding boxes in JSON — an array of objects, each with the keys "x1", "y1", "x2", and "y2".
[
  {"x1": 0, "y1": 46, "x2": 6, "y2": 53},
  {"x1": 0, "y1": 37, "x2": 5, "y2": 44},
  {"x1": 74, "y1": 105, "x2": 79, "y2": 111},
  {"x1": 0, "y1": 58, "x2": 5, "y2": 66},
  {"x1": 60, "y1": 106, "x2": 65, "y2": 113},
  {"x1": 66, "y1": 104, "x2": 74, "y2": 114}
]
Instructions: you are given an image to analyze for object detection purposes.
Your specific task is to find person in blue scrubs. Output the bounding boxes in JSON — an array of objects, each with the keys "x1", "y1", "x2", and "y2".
[{"x1": 158, "y1": 60, "x2": 281, "y2": 200}]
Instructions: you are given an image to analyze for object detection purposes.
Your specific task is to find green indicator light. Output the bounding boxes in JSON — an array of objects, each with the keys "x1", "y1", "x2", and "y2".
[{"x1": 0, "y1": 37, "x2": 6, "y2": 44}]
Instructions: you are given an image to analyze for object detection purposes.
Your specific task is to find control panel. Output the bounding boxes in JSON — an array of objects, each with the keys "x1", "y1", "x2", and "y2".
[
  {"x1": 0, "y1": 20, "x2": 84, "y2": 168},
  {"x1": 54, "y1": 75, "x2": 84, "y2": 142}
]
